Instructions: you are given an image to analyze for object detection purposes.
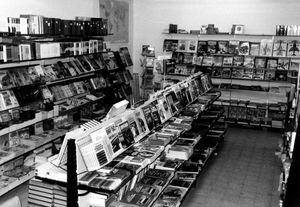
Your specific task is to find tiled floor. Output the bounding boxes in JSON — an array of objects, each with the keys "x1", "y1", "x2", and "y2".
[{"x1": 182, "y1": 127, "x2": 281, "y2": 207}]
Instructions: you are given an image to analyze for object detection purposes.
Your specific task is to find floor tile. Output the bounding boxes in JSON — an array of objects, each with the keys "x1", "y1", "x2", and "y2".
[{"x1": 182, "y1": 127, "x2": 281, "y2": 207}]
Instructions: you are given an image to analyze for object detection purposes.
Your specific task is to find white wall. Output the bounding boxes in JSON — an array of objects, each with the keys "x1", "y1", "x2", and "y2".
[
  {"x1": 0, "y1": 0, "x2": 99, "y2": 19},
  {"x1": 133, "y1": 0, "x2": 300, "y2": 73}
]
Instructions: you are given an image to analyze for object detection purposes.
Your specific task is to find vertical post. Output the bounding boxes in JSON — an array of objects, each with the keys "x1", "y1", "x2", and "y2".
[{"x1": 67, "y1": 139, "x2": 78, "y2": 207}]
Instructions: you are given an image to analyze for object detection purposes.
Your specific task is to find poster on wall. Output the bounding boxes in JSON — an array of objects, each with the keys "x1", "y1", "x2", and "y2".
[{"x1": 99, "y1": 0, "x2": 129, "y2": 43}]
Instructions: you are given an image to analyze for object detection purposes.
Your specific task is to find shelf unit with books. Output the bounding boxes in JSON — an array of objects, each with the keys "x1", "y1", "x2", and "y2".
[
  {"x1": 31, "y1": 72, "x2": 227, "y2": 207},
  {"x1": 162, "y1": 32, "x2": 300, "y2": 129},
  {"x1": 0, "y1": 38, "x2": 135, "y2": 197}
]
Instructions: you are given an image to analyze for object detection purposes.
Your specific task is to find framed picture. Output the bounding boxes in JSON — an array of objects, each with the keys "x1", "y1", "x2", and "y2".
[{"x1": 232, "y1": 24, "x2": 244, "y2": 34}]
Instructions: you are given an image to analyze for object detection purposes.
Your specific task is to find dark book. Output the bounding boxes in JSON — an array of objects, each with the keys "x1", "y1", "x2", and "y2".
[
  {"x1": 120, "y1": 47, "x2": 133, "y2": 66},
  {"x1": 197, "y1": 41, "x2": 208, "y2": 55},
  {"x1": 275, "y1": 70, "x2": 287, "y2": 81},
  {"x1": 211, "y1": 68, "x2": 222, "y2": 78},
  {"x1": 265, "y1": 70, "x2": 276, "y2": 80},
  {"x1": 233, "y1": 56, "x2": 244, "y2": 67},
  {"x1": 222, "y1": 68, "x2": 232, "y2": 79},
  {"x1": 169, "y1": 179, "x2": 193, "y2": 189},
  {"x1": 287, "y1": 40, "x2": 300, "y2": 56},
  {"x1": 163, "y1": 39, "x2": 178, "y2": 52},
  {"x1": 142, "y1": 105, "x2": 155, "y2": 131}
]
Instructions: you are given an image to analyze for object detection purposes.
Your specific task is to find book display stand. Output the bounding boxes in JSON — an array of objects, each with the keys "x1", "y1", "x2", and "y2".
[
  {"x1": 32, "y1": 72, "x2": 228, "y2": 207},
  {"x1": 161, "y1": 33, "x2": 300, "y2": 129},
  {"x1": 0, "y1": 14, "x2": 136, "y2": 197}
]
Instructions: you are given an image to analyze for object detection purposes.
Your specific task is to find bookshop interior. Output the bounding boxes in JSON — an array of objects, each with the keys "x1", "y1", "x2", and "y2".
[{"x1": 1, "y1": 0, "x2": 300, "y2": 207}]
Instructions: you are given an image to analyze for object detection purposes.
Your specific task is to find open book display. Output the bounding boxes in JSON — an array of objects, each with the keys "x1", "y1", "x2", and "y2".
[{"x1": 35, "y1": 71, "x2": 221, "y2": 207}]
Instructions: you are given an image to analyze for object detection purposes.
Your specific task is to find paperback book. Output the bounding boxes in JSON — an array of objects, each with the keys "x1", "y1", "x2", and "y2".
[
  {"x1": 259, "y1": 39, "x2": 273, "y2": 56},
  {"x1": 238, "y1": 41, "x2": 250, "y2": 55},
  {"x1": 249, "y1": 42, "x2": 260, "y2": 56},
  {"x1": 273, "y1": 40, "x2": 287, "y2": 57},
  {"x1": 287, "y1": 40, "x2": 300, "y2": 56}
]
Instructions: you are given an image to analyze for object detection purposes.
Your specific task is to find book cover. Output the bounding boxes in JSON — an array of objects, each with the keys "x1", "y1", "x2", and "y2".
[
  {"x1": 266, "y1": 58, "x2": 278, "y2": 69},
  {"x1": 221, "y1": 68, "x2": 232, "y2": 79},
  {"x1": 231, "y1": 68, "x2": 243, "y2": 79},
  {"x1": 254, "y1": 57, "x2": 267, "y2": 68},
  {"x1": 177, "y1": 40, "x2": 188, "y2": 52},
  {"x1": 197, "y1": 41, "x2": 208, "y2": 55},
  {"x1": 207, "y1": 40, "x2": 218, "y2": 54},
  {"x1": 277, "y1": 58, "x2": 290, "y2": 70},
  {"x1": 273, "y1": 40, "x2": 287, "y2": 57},
  {"x1": 165, "y1": 91, "x2": 179, "y2": 115},
  {"x1": 238, "y1": 41, "x2": 250, "y2": 55},
  {"x1": 228, "y1": 40, "x2": 240, "y2": 55},
  {"x1": 223, "y1": 56, "x2": 233, "y2": 66},
  {"x1": 156, "y1": 95, "x2": 172, "y2": 123},
  {"x1": 187, "y1": 40, "x2": 197, "y2": 53},
  {"x1": 202, "y1": 55, "x2": 214, "y2": 66},
  {"x1": 192, "y1": 54, "x2": 203, "y2": 66},
  {"x1": 289, "y1": 58, "x2": 300, "y2": 71},
  {"x1": 183, "y1": 53, "x2": 193, "y2": 64},
  {"x1": 249, "y1": 42, "x2": 260, "y2": 56},
  {"x1": 287, "y1": 40, "x2": 300, "y2": 56},
  {"x1": 233, "y1": 56, "x2": 244, "y2": 67},
  {"x1": 265, "y1": 70, "x2": 276, "y2": 80},
  {"x1": 134, "y1": 108, "x2": 150, "y2": 135},
  {"x1": 213, "y1": 56, "x2": 223, "y2": 66},
  {"x1": 142, "y1": 104, "x2": 155, "y2": 131},
  {"x1": 211, "y1": 68, "x2": 222, "y2": 78},
  {"x1": 259, "y1": 39, "x2": 273, "y2": 56},
  {"x1": 252, "y1": 69, "x2": 265, "y2": 80},
  {"x1": 243, "y1": 56, "x2": 255, "y2": 68},
  {"x1": 149, "y1": 100, "x2": 162, "y2": 128},
  {"x1": 119, "y1": 47, "x2": 133, "y2": 66},
  {"x1": 121, "y1": 192, "x2": 154, "y2": 206},
  {"x1": 118, "y1": 120, "x2": 135, "y2": 148},
  {"x1": 275, "y1": 70, "x2": 288, "y2": 81},
  {"x1": 217, "y1": 41, "x2": 229, "y2": 54},
  {"x1": 163, "y1": 39, "x2": 178, "y2": 52},
  {"x1": 0, "y1": 71, "x2": 14, "y2": 89}
]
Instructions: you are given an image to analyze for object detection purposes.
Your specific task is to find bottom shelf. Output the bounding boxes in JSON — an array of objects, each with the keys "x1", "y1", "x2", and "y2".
[{"x1": 0, "y1": 171, "x2": 35, "y2": 197}]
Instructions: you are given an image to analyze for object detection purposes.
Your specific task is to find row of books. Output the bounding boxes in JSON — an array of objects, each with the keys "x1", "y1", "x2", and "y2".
[
  {"x1": 163, "y1": 39, "x2": 300, "y2": 57},
  {"x1": 214, "y1": 99, "x2": 286, "y2": 128},
  {"x1": 0, "y1": 15, "x2": 108, "y2": 36},
  {"x1": 28, "y1": 178, "x2": 67, "y2": 207},
  {"x1": 0, "y1": 40, "x2": 133, "y2": 68},
  {"x1": 211, "y1": 67, "x2": 293, "y2": 82},
  {"x1": 168, "y1": 52, "x2": 300, "y2": 70}
]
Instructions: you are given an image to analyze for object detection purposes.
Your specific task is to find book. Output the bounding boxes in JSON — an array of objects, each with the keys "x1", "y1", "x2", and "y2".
[
  {"x1": 249, "y1": 42, "x2": 260, "y2": 56},
  {"x1": 223, "y1": 56, "x2": 233, "y2": 66},
  {"x1": 207, "y1": 40, "x2": 218, "y2": 54},
  {"x1": 252, "y1": 69, "x2": 265, "y2": 80},
  {"x1": 202, "y1": 55, "x2": 214, "y2": 66},
  {"x1": 233, "y1": 56, "x2": 244, "y2": 67},
  {"x1": 265, "y1": 70, "x2": 276, "y2": 80},
  {"x1": 254, "y1": 57, "x2": 267, "y2": 68},
  {"x1": 187, "y1": 40, "x2": 197, "y2": 53},
  {"x1": 163, "y1": 39, "x2": 178, "y2": 52},
  {"x1": 228, "y1": 40, "x2": 239, "y2": 55},
  {"x1": 197, "y1": 41, "x2": 207, "y2": 54},
  {"x1": 266, "y1": 58, "x2": 278, "y2": 69},
  {"x1": 217, "y1": 41, "x2": 229, "y2": 54},
  {"x1": 289, "y1": 58, "x2": 300, "y2": 71},
  {"x1": 287, "y1": 40, "x2": 300, "y2": 56},
  {"x1": 192, "y1": 54, "x2": 203, "y2": 65},
  {"x1": 120, "y1": 47, "x2": 133, "y2": 66},
  {"x1": 213, "y1": 56, "x2": 223, "y2": 66},
  {"x1": 273, "y1": 40, "x2": 287, "y2": 57},
  {"x1": 259, "y1": 39, "x2": 273, "y2": 56},
  {"x1": 238, "y1": 41, "x2": 250, "y2": 55},
  {"x1": 277, "y1": 58, "x2": 290, "y2": 70},
  {"x1": 243, "y1": 56, "x2": 255, "y2": 68},
  {"x1": 177, "y1": 40, "x2": 188, "y2": 52}
]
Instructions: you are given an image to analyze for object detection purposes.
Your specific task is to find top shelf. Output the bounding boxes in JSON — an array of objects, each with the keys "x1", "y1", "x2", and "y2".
[{"x1": 162, "y1": 32, "x2": 300, "y2": 39}]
